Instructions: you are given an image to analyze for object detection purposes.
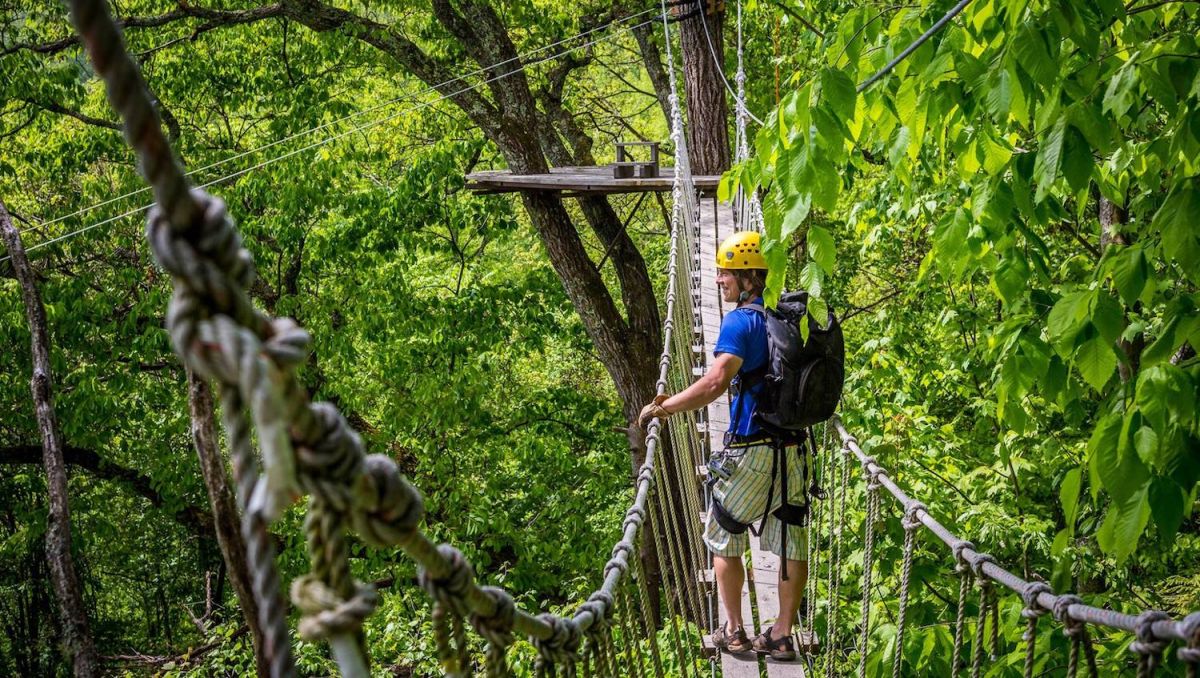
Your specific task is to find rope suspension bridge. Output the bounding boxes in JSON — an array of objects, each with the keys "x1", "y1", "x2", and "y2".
[{"x1": 7, "y1": 0, "x2": 1199, "y2": 675}]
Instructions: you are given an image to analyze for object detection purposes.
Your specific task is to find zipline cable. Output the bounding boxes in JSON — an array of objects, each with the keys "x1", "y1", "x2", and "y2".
[
  {"x1": 694, "y1": 3, "x2": 764, "y2": 126},
  {"x1": 1, "y1": 15, "x2": 659, "y2": 265},
  {"x1": 14, "y1": 7, "x2": 659, "y2": 235},
  {"x1": 855, "y1": 0, "x2": 972, "y2": 93}
]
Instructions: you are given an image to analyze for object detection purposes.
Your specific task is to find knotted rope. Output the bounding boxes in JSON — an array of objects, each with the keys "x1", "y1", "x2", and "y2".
[
  {"x1": 1177, "y1": 612, "x2": 1200, "y2": 678},
  {"x1": 1020, "y1": 581, "x2": 1052, "y2": 678},
  {"x1": 1053, "y1": 594, "x2": 1097, "y2": 677},
  {"x1": 533, "y1": 614, "x2": 583, "y2": 678},
  {"x1": 970, "y1": 553, "x2": 997, "y2": 678},
  {"x1": 950, "y1": 539, "x2": 975, "y2": 678},
  {"x1": 1134, "y1": 611, "x2": 1173, "y2": 678},
  {"x1": 891, "y1": 501, "x2": 924, "y2": 678},
  {"x1": 857, "y1": 456, "x2": 882, "y2": 678}
]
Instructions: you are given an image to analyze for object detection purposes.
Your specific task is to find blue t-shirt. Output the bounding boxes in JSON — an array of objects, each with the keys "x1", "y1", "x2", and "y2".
[{"x1": 714, "y1": 297, "x2": 768, "y2": 438}]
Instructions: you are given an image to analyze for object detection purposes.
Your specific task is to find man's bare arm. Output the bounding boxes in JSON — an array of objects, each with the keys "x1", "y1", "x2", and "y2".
[{"x1": 661, "y1": 353, "x2": 743, "y2": 414}]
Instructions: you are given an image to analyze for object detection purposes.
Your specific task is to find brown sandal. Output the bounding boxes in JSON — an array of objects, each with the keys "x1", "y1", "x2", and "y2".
[
  {"x1": 752, "y1": 628, "x2": 797, "y2": 661},
  {"x1": 712, "y1": 623, "x2": 753, "y2": 654}
]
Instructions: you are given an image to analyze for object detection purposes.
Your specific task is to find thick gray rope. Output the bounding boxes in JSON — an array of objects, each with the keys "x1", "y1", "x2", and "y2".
[
  {"x1": 951, "y1": 540, "x2": 974, "y2": 678},
  {"x1": 891, "y1": 501, "x2": 924, "y2": 678},
  {"x1": 1021, "y1": 581, "x2": 1052, "y2": 678},
  {"x1": 830, "y1": 417, "x2": 1200, "y2": 668},
  {"x1": 857, "y1": 461, "x2": 882, "y2": 678},
  {"x1": 69, "y1": 0, "x2": 709, "y2": 673}
]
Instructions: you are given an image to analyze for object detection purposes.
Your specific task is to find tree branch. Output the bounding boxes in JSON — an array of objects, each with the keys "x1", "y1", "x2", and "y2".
[
  {"x1": 763, "y1": 0, "x2": 826, "y2": 37},
  {"x1": 0, "y1": 444, "x2": 214, "y2": 537},
  {"x1": 20, "y1": 98, "x2": 121, "y2": 130}
]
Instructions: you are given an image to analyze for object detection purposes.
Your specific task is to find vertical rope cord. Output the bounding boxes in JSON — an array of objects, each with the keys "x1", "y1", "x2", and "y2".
[
  {"x1": 649, "y1": 444, "x2": 703, "y2": 673},
  {"x1": 645, "y1": 488, "x2": 691, "y2": 676},
  {"x1": 826, "y1": 441, "x2": 851, "y2": 677},
  {"x1": 971, "y1": 580, "x2": 992, "y2": 678},
  {"x1": 632, "y1": 549, "x2": 667, "y2": 678},
  {"x1": 617, "y1": 584, "x2": 642, "y2": 678},
  {"x1": 219, "y1": 385, "x2": 296, "y2": 677},
  {"x1": 891, "y1": 503, "x2": 924, "y2": 678},
  {"x1": 732, "y1": 0, "x2": 763, "y2": 232},
  {"x1": 857, "y1": 473, "x2": 881, "y2": 678},
  {"x1": 804, "y1": 423, "x2": 823, "y2": 634},
  {"x1": 950, "y1": 540, "x2": 975, "y2": 678}
]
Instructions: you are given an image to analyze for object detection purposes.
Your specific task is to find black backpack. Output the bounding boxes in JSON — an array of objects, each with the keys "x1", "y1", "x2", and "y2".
[{"x1": 742, "y1": 290, "x2": 845, "y2": 433}]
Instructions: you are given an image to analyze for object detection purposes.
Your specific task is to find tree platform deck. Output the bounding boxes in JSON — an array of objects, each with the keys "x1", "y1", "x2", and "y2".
[
  {"x1": 465, "y1": 166, "x2": 722, "y2": 195},
  {"x1": 694, "y1": 198, "x2": 811, "y2": 677}
]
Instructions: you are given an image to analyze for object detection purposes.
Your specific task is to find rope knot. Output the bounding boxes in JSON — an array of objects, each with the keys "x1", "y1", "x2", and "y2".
[
  {"x1": 350, "y1": 454, "x2": 423, "y2": 547},
  {"x1": 951, "y1": 539, "x2": 975, "y2": 573},
  {"x1": 637, "y1": 464, "x2": 655, "y2": 488},
  {"x1": 970, "y1": 552, "x2": 996, "y2": 580},
  {"x1": 295, "y1": 402, "x2": 364, "y2": 483},
  {"x1": 1020, "y1": 582, "x2": 1052, "y2": 619},
  {"x1": 902, "y1": 502, "x2": 926, "y2": 531},
  {"x1": 531, "y1": 613, "x2": 582, "y2": 667},
  {"x1": 418, "y1": 544, "x2": 475, "y2": 618},
  {"x1": 1131, "y1": 610, "x2": 1171, "y2": 658},
  {"x1": 623, "y1": 505, "x2": 646, "y2": 530},
  {"x1": 290, "y1": 574, "x2": 378, "y2": 641},
  {"x1": 1177, "y1": 612, "x2": 1200, "y2": 664},
  {"x1": 1052, "y1": 594, "x2": 1084, "y2": 636},
  {"x1": 469, "y1": 586, "x2": 516, "y2": 649},
  {"x1": 578, "y1": 591, "x2": 614, "y2": 630},
  {"x1": 605, "y1": 542, "x2": 633, "y2": 579},
  {"x1": 263, "y1": 316, "x2": 311, "y2": 368}
]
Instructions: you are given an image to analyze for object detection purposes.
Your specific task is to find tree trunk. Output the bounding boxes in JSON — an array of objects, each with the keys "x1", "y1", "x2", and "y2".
[
  {"x1": 677, "y1": 7, "x2": 731, "y2": 175},
  {"x1": 187, "y1": 372, "x2": 269, "y2": 676},
  {"x1": 0, "y1": 200, "x2": 99, "y2": 678},
  {"x1": 1099, "y1": 196, "x2": 1142, "y2": 382}
]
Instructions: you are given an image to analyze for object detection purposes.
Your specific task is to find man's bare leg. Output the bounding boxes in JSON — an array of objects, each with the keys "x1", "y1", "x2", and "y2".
[
  {"x1": 714, "y1": 554, "x2": 746, "y2": 632},
  {"x1": 771, "y1": 558, "x2": 808, "y2": 638}
]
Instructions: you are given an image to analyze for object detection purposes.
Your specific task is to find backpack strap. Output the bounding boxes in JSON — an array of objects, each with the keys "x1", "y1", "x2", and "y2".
[{"x1": 729, "y1": 303, "x2": 768, "y2": 396}]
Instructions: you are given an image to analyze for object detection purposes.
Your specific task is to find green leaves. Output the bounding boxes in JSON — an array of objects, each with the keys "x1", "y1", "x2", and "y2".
[
  {"x1": 1150, "y1": 181, "x2": 1200, "y2": 284},
  {"x1": 807, "y1": 224, "x2": 836, "y2": 273},
  {"x1": 1033, "y1": 118, "x2": 1066, "y2": 202}
]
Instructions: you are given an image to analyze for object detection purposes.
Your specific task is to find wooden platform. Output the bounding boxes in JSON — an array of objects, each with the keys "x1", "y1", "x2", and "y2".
[
  {"x1": 695, "y1": 198, "x2": 811, "y2": 677},
  {"x1": 465, "y1": 165, "x2": 722, "y2": 195}
]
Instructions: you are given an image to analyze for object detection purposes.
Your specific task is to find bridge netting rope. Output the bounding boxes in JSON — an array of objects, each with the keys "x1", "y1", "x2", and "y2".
[
  {"x1": 54, "y1": 0, "x2": 1200, "y2": 674},
  {"x1": 60, "y1": 0, "x2": 716, "y2": 675}
]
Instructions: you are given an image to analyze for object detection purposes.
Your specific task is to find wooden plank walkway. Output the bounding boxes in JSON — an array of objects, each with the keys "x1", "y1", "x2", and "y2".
[
  {"x1": 694, "y1": 198, "x2": 808, "y2": 678},
  {"x1": 465, "y1": 165, "x2": 721, "y2": 195}
]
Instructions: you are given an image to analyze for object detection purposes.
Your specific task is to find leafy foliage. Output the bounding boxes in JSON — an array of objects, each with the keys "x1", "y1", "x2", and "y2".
[{"x1": 729, "y1": 0, "x2": 1199, "y2": 673}]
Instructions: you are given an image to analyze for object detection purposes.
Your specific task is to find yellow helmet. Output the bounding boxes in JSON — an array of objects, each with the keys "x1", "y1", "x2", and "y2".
[{"x1": 716, "y1": 231, "x2": 767, "y2": 270}]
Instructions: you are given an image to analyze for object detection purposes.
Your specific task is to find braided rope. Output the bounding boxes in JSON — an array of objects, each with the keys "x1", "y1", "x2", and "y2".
[
  {"x1": 830, "y1": 418, "x2": 1200, "y2": 674},
  {"x1": 891, "y1": 502, "x2": 924, "y2": 678},
  {"x1": 857, "y1": 461, "x2": 882, "y2": 678},
  {"x1": 1021, "y1": 581, "x2": 1052, "y2": 678},
  {"x1": 951, "y1": 540, "x2": 974, "y2": 678},
  {"x1": 1135, "y1": 611, "x2": 1173, "y2": 678},
  {"x1": 970, "y1": 554, "x2": 996, "y2": 678}
]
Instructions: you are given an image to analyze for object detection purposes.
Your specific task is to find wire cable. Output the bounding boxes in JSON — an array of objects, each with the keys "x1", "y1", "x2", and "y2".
[
  {"x1": 3, "y1": 15, "x2": 659, "y2": 264},
  {"x1": 695, "y1": 4, "x2": 764, "y2": 126},
  {"x1": 855, "y1": 0, "x2": 973, "y2": 93},
  {"x1": 16, "y1": 7, "x2": 658, "y2": 235}
]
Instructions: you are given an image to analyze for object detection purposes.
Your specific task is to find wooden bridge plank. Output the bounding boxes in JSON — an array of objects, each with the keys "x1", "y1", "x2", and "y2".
[{"x1": 464, "y1": 166, "x2": 722, "y2": 195}]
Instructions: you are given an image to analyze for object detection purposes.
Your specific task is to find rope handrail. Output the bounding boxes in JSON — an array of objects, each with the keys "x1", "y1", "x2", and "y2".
[
  {"x1": 830, "y1": 415, "x2": 1200, "y2": 664},
  {"x1": 60, "y1": 0, "x2": 710, "y2": 673}
]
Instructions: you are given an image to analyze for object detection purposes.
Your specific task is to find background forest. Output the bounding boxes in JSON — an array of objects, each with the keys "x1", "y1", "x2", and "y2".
[{"x1": 1, "y1": 0, "x2": 1198, "y2": 676}]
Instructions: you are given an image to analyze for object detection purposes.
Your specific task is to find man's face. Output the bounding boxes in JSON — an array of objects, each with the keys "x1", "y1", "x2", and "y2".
[{"x1": 715, "y1": 268, "x2": 741, "y2": 304}]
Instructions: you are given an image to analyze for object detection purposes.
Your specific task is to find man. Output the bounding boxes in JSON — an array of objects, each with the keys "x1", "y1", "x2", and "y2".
[{"x1": 639, "y1": 230, "x2": 807, "y2": 661}]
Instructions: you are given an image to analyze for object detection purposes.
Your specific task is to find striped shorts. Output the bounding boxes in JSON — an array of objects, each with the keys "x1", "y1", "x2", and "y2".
[{"x1": 703, "y1": 442, "x2": 809, "y2": 561}]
